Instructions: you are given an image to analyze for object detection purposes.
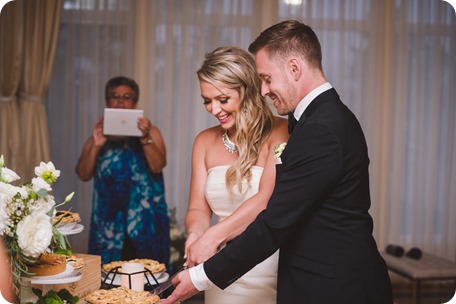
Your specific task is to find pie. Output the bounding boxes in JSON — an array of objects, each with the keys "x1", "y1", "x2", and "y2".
[
  {"x1": 28, "y1": 252, "x2": 67, "y2": 276},
  {"x1": 53, "y1": 210, "x2": 81, "y2": 225},
  {"x1": 66, "y1": 255, "x2": 85, "y2": 270},
  {"x1": 85, "y1": 286, "x2": 160, "y2": 304},
  {"x1": 129, "y1": 258, "x2": 166, "y2": 274},
  {"x1": 103, "y1": 258, "x2": 166, "y2": 274}
]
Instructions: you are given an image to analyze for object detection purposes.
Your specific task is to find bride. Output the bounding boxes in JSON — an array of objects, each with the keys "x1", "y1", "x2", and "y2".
[{"x1": 184, "y1": 46, "x2": 289, "y2": 304}]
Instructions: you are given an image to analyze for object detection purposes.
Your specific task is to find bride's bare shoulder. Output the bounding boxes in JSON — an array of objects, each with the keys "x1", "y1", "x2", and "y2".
[{"x1": 194, "y1": 126, "x2": 222, "y2": 146}]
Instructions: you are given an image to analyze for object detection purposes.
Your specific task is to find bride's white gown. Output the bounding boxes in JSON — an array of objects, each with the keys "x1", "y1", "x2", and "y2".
[{"x1": 204, "y1": 165, "x2": 278, "y2": 304}]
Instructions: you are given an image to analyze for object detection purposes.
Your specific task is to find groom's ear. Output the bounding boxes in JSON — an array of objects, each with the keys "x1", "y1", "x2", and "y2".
[{"x1": 287, "y1": 58, "x2": 301, "y2": 81}]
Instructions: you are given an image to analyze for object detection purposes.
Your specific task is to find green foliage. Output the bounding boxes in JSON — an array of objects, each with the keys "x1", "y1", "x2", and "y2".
[
  {"x1": 4, "y1": 236, "x2": 37, "y2": 295},
  {"x1": 30, "y1": 288, "x2": 79, "y2": 304},
  {"x1": 50, "y1": 228, "x2": 73, "y2": 257}
]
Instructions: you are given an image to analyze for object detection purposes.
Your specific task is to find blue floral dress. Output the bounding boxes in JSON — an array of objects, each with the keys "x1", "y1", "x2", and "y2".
[{"x1": 88, "y1": 137, "x2": 170, "y2": 266}]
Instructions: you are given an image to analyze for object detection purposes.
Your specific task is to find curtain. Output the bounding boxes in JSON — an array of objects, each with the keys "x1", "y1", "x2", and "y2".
[
  {"x1": 0, "y1": 0, "x2": 24, "y2": 177},
  {"x1": 45, "y1": 0, "x2": 456, "y2": 262},
  {"x1": 0, "y1": 0, "x2": 62, "y2": 182},
  {"x1": 278, "y1": 0, "x2": 456, "y2": 260},
  {"x1": 18, "y1": 0, "x2": 63, "y2": 181}
]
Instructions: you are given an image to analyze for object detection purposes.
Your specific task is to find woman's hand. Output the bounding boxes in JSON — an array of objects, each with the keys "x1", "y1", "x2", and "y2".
[
  {"x1": 183, "y1": 232, "x2": 199, "y2": 267},
  {"x1": 184, "y1": 230, "x2": 220, "y2": 267},
  {"x1": 138, "y1": 116, "x2": 152, "y2": 137},
  {"x1": 93, "y1": 118, "x2": 107, "y2": 147}
]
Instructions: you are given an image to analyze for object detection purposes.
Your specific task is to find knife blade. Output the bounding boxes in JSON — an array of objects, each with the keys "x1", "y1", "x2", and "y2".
[{"x1": 151, "y1": 266, "x2": 187, "y2": 296}]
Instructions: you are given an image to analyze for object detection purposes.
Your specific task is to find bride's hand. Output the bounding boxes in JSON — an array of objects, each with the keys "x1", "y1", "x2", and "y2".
[
  {"x1": 185, "y1": 232, "x2": 219, "y2": 267},
  {"x1": 183, "y1": 232, "x2": 199, "y2": 267}
]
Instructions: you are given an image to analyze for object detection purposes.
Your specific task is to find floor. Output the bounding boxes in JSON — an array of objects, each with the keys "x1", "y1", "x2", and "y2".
[{"x1": 389, "y1": 272, "x2": 456, "y2": 304}]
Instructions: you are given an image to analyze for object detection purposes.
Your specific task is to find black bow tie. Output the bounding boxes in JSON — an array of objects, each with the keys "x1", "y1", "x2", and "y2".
[{"x1": 288, "y1": 112, "x2": 297, "y2": 134}]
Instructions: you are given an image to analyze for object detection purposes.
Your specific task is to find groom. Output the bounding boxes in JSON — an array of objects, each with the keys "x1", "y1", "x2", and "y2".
[{"x1": 162, "y1": 20, "x2": 393, "y2": 304}]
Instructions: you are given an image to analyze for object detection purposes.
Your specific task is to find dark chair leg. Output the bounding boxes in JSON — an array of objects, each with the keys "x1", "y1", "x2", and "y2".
[{"x1": 412, "y1": 280, "x2": 421, "y2": 304}]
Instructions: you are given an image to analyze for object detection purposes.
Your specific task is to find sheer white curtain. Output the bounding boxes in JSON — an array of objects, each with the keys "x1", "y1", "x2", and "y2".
[
  {"x1": 46, "y1": 0, "x2": 268, "y2": 253},
  {"x1": 278, "y1": 0, "x2": 456, "y2": 261},
  {"x1": 45, "y1": 0, "x2": 137, "y2": 253},
  {"x1": 46, "y1": 0, "x2": 456, "y2": 261}
]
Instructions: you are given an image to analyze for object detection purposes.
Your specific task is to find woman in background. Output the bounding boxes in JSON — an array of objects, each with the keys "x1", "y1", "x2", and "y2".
[
  {"x1": 184, "y1": 46, "x2": 289, "y2": 304},
  {"x1": 76, "y1": 76, "x2": 170, "y2": 266}
]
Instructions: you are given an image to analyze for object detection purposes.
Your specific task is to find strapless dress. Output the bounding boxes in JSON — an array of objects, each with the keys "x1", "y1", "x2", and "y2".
[{"x1": 204, "y1": 165, "x2": 278, "y2": 304}]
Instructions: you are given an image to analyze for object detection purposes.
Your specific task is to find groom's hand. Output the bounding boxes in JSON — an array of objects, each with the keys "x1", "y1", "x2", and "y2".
[{"x1": 159, "y1": 269, "x2": 199, "y2": 304}]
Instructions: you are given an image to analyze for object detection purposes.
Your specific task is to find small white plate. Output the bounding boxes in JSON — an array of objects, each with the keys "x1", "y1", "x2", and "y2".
[
  {"x1": 56, "y1": 222, "x2": 79, "y2": 231},
  {"x1": 102, "y1": 270, "x2": 169, "y2": 286},
  {"x1": 58, "y1": 223, "x2": 84, "y2": 235}
]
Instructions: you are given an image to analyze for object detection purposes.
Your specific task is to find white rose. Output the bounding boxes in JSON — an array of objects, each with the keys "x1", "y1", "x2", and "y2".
[
  {"x1": 0, "y1": 199, "x2": 9, "y2": 234},
  {"x1": 0, "y1": 167, "x2": 20, "y2": 183},
  {"x1": 16, "y1": 213, "x2": 53, "y2": 258},
  {"x1": 0, "y1": 182, "x2": 21, "y2": 198},
  {"x1": 32, "y1": 177, "x2": 52, "y2": 193},
  {"x1": 29, "y1": 196, "x2": 56, "y2": 215}
]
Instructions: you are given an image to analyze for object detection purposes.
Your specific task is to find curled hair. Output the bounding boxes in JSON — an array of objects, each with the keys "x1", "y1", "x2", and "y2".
[
  {"x1": 197, "y1": 46, "x2": 274, "y2": 195},
  {"x1": 104, "y1": 76, "x2": 139, "y2": 103},
  {"x1": 249, "y1": 20, "x2": 323, "y2": 72}
]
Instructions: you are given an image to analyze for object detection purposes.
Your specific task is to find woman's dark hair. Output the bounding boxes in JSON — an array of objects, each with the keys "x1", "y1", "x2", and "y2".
[{"x1": 104, "y1": 76, "x2": 139, "y2": 102}]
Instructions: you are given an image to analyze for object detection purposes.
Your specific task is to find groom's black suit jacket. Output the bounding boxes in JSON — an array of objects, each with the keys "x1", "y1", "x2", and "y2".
[{"x1": 204, "y1": 88, "x2": 393, "y2": 304}]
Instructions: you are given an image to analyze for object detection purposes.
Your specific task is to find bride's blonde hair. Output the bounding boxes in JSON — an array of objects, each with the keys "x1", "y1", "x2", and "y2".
[{"x1": 197, "y1": 46, "x2": 274, "y2": 195}]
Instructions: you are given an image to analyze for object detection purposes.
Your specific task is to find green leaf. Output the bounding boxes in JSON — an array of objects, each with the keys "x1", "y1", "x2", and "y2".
[
  {"x1": 35, "y1": 188, "x2": 48, "y2": 198},
  {"x1": 32, "y1": 289, "x2": 79, "y2": 304},
  {"x1": 32, "y1": 287, "x2": 43, "y2": 297},
  {"x1": 57, "y1": 289, "x2": 80, "y2": 304}
]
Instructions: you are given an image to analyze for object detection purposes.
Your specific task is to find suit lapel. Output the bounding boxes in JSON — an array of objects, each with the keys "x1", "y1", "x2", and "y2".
[
  {"x1": 281, "y1": 88, "x2": 340, "y2": 165},
  {"x1": 294, "y1": 88, "x2": 339, "y2": 129}
]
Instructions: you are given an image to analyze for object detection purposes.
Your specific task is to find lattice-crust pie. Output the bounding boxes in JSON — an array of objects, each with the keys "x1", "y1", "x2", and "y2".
[
  {"x1": 103, "y1": 258, "x2": 166, "y2": 274},
  {"x1": 53, "y1": 210, "x2": 81, "y2": 225},
  {"x1": 85, "y1": 286, "x2": 160, "y2": 304}
]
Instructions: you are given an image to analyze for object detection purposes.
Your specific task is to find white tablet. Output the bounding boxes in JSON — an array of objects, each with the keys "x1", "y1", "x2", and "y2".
[{"x1": 103, "y1": 108, "x2": 143, "y2": 137}]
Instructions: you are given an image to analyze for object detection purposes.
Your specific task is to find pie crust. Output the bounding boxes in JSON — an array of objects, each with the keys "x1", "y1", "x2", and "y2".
[
  {"x1": 66, "y1": 255, "x2": 85, "y2": 270},
  {"x1": 85, "y1": 286, "x2": 160, "y2": 304},
  {"x1": 53, "y1": 210, "x2": 81, "y2": 225},
  {"x1": 28, "y1": 252, "x2": 67, "y2": 276},
  {"x1": 103, "y1": 259, "x2": 166, "y2": 274}
]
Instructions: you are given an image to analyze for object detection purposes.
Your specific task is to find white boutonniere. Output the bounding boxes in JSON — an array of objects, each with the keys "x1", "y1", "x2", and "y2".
[{"x1": 274, "y1": 142, "x2": 287, "y2": 164}]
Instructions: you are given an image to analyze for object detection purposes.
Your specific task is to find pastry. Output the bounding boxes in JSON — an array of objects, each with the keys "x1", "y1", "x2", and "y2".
[
  {"x1": 85, "y1": 286, "x2": 160, "y2": 304},
  {"x1": 53, "y1": 210, "x2": 81, "y2": 225},
  {"x1": 28, "y1": 252, "x2": 67, "y2": 276},
  {"x1": 66, "y1": 255, "x2": 85, "y2": 270},
  {"x1": 103, "y1": 258, "x2": 165, "y2": 274}
]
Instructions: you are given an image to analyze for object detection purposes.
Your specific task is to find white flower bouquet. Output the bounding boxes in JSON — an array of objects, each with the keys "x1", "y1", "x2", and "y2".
[{"x1": 0, "y1": 155, "x2": 74, "y2": 294}]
